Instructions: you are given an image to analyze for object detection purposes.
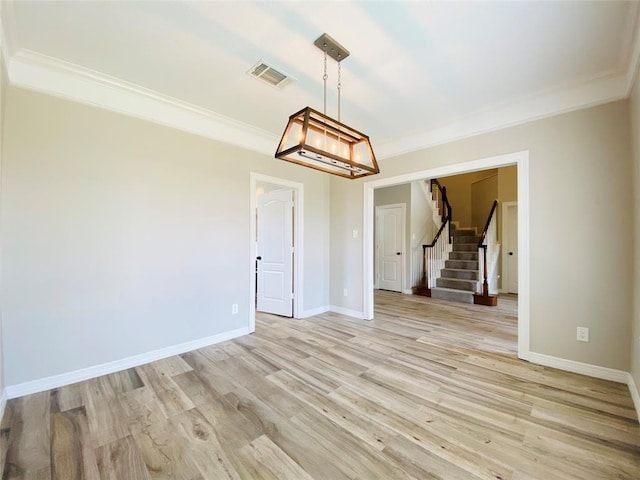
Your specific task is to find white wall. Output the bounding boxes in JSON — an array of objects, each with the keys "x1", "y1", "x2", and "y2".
[
  {"x1": 1, "y1": 87, "x2": 330, "y2": 387},
  {"x1": 330, "y1": 100, "x2": 633, "y2": 371},
  {"x1": 630, "y1": 68, "x2": 640, "y2": 398},
  {"x1": 410, "y1": 181, "x2": 434, "y2": 287}
]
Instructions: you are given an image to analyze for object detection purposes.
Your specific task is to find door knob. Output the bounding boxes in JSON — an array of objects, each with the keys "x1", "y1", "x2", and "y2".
[
  {"x1": 396, "y1": 252, "x2": 401, "y2": 255},
  {"x1": 508, "y1": 252, "x2": 513, "y2": 256},
  {"x1": 256, "y1": 256, "x2": 262, "y2": 260}
]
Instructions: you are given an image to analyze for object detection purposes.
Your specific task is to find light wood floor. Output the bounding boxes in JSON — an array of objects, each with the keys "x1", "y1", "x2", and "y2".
[{"x1": 1, "y1": 291, "x2": 638, "y2": 479}]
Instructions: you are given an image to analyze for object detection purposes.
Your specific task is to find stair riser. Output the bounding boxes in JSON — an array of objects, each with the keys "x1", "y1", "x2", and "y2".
[
  {"x1": 453, "y1": 236, "x2": 481, "y2": 244},
  {"x1": 440, "y1": 269, "x2": 479, "y2": 280},
  {"x1": 436, "y1": 278, "x2": 478, "y2": 291},
  {"x1": 450, "y1": 229, "x2": 477, "y2": 236},
  {"x1": 449, "y1": 252, "x2": 478, "y2": 261},
  {"x1": 431, "y1": 288, "x2": 474, "y2": 304},
  {"x1": 446, "y1": 260, "x2": 478, "y2": 270},
  {"x1": 453, "y1": 244, "x2": 479, "y2": 252}
]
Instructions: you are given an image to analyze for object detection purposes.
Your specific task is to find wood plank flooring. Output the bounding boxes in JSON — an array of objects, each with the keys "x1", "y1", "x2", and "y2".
[{"x1": 1, "y1": 291, "x2": 638, "y2": 479}]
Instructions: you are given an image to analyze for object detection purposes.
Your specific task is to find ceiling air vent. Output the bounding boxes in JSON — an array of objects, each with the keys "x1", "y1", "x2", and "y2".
[{"x1": 248, "y1": 61, "x2": 293, "y2": 88}]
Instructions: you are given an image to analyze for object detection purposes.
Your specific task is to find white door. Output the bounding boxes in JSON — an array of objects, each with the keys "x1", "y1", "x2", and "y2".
[
  {"x1": 257, "y1": 189, "x2": 293, "y2": 316},
  {"x1": 505, "y1": 204, "x2": 518, "y2": 293},
  {"x1": 377, "y1": 204, "x2": 405, "y2": 292}
]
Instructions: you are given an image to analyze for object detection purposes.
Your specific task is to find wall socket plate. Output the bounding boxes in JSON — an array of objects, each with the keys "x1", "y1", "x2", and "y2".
[
  {"x1": 576, "y1": 327, "x2": 589, "y2": 342},
  {"x1": 232, "y1": 304, "x2": 239, "y2": 314}
]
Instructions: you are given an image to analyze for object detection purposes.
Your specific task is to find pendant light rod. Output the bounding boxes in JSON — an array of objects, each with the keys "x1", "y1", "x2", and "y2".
[
  {"x1": 323, "y1": 45, "x2": 328, "y2": 116},
  {"x1": 337, "y1": 58, "x2": 341, "y2": 123}
]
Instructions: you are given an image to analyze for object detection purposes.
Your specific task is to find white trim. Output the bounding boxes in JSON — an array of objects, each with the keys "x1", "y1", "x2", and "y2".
[
  {"x1": 249, "y1": 173, "x2": 304, "y2": 328},
  {"x1": 527, "y1": 352, "x2": 629, "y2": 384},
  {"x1": 403, "y1": 289, "x2": 414, "y2": 295},
  {"x1": 627, "y1": 374, "x2": 640, "y2": 423},
  {"x1": 624, "y1": 3, "x2": 640, "y2": 96},
  {"x1": 375, "y1": 74, "x2": 628, "y2": 160},
  {"x1": 5, "y1": 326, "x2": 249, "y2": 399},
  {"x1": 516, "y1": 157, "x2": 530, "y2": 360},
  {"x1": 501, "y1": 201, "x2": 518, "y2": 294},
  {"x1": 375, "y1": 203, "x2": 407, "y2": 294},
  {"x1": 329, "y1": 305, "x2": 365, "y2": 320},
  {"x1": 300, "y1": 305, "x2": 330, "y2": 318},
  {"x1": 9, "y1": 50, "x2": 277, "y2": 156},
  {"x1": 364, "y1": 151, "x2": 531, "y2": 362},
  {"x1": 4, "y1": 46, "x2": 639, "y2": 161},
  {"x1": 0, "y1": 388, "x2": 6, "y2": 423}
]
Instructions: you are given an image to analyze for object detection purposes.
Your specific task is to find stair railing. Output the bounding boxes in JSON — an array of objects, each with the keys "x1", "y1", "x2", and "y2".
[
  {"x1": 477, "y1": 200, "x2": 499, "y2": 297},
  {"x1": 419, "y1": 180, "x2": 453, "y2": 294},
  {"x1": 430, "y1": 179, "x2": 452, "y2": 227}
]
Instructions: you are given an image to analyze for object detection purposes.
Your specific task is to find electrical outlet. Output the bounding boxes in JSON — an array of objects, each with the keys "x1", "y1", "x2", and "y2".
[
  {"x1": 352, "y1": 229, "x2": 358, "y2": 239},
  {"x1": 576, "y1": 327, "x2": 589, "y2": 342},
  {"x1": 343, "y1": 288, "x2": 348, "y2": 297},
  {"x1": 232, "y1": 304, "x2": 239, "y2": 314}
]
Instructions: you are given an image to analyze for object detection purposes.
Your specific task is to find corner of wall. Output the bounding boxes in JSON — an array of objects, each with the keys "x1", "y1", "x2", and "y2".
[
  {"x1": 329, "y1": 305, "x2": 366, "y2": 320},
  {"x1": 0, "y1": 387, "x2": 6, "y2": 423},
  {"x1": 628, "y1": 373, "x2": 640, "y2": 424},
  {"x1": 5, "y1": 326, "x2": 249, "y2": 399}
]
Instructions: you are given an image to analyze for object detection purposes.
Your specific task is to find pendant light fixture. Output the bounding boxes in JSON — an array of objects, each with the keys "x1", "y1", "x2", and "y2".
[{"x1": 275, "y1": 33, "x2": 379, "y2": 179}]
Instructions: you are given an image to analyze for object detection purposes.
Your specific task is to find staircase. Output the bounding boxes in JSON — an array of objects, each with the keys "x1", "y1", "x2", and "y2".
[
  {"x1": 430, "y1": 225, "x2": 480, "y2": 304},
  {"x1": 413, "y1": 179, "x2": 498, "y2": 306}
]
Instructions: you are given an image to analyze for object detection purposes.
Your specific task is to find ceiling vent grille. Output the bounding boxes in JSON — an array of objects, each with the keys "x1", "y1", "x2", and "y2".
[{"x1": 248, "y1": 61, "x2": 293, "y2": 88}]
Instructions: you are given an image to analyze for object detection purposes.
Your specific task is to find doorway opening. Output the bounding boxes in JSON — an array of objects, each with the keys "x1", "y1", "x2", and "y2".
[
  {"x1": 249, "y1": 173, "x2": 304, "y2": 332},
  {"x1": 375, "y1": 203, "x2": 407, "y2": 293},
  {"x1": 363, "y1": 151, "x2": 530, "y2": 360}
]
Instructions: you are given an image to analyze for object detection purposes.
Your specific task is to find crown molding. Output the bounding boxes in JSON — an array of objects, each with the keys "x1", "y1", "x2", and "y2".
[
  {"x1": 8, "y1": 49, "x2": 278, "y2": 156},
  {"x1": 375, "y1": 71, "x2": 629, "y2": 159},
  {"x1": 625, "y1": 6, "x2": 640, "y2": 96},
  {"x1": 5, "y1": 40, "x2": 639, "y2": 161}
]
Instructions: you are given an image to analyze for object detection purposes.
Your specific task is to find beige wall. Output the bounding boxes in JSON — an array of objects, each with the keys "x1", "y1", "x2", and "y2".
[
  {"x1": 374, "y1": 184, "x2": 412, "y2": 291},
  {"x1": 330, "y1": 100, "x2": 633, "y2": 371},
  {"x1": 630, "y1": 70, "x2": 640, "y2": 395},
  {"x1": 438, "y1": 170, "x2": 498, "y2": 228},
  {"x1": 497, "y1": 165, "x2": 518, "y2": 244},
  {"x1": 1, "y1": 87, "x2": 331, "y2": 386},
  {"x1": 470, "y1": 174, "x2": 498, "y2": 231},
  {"x1": 498, "y1": 166, "x2": 518, "y2": 203}
]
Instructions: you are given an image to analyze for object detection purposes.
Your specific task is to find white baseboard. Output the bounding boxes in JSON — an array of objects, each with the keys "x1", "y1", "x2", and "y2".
[
  {"x1": 627, "y1": 373, "x2": 640, "y2": 424},
  {"x1": 329, "y1": 305, "x2": 366, "y2": 319},
  {"x1": 403, "y1": 289, "x2": 414, "y2": 295},
  {"x1": 0, "y1": 387, "x2": 6, "y2": 423},
  {"x1": 527, "y1": 352, "x2": 629, "y2": 383},
  {"x1": 6, "y1": 326, "x2": 250, "y2": 399},
  {"x1": 299, "y1": 305, "x2": 330, "y2": 318}
]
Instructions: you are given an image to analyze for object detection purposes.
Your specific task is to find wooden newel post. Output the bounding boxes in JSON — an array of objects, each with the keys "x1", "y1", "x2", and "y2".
[
  {"x1": 482, "y1": 246, "x2": 489, "y2": 296},
  {"x1": 441, "y1": 187, "x2": 448, "y2": 223},
  {"x1": 421, "y1": 245, "x2": 427, "y2": 288}
]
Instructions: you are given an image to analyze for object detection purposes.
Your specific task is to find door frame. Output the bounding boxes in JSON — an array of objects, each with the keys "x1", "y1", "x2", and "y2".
[
  {"x1": 502, "y1": 201, "x2": 518, "y2": 294},
  {"x1": 363, "y1": 150, "x2": 530, "y2": 361},
  {"x1": 375, "y1": 203, "x2": 406, "y2": 292},
  {"x1": 249, "y1": 173, "x2": 304, "y2": 332}
]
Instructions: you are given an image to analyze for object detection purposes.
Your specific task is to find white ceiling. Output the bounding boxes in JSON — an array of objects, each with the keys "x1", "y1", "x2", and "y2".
[{"x1": 1, "y1": 1, "x2": 639, "y2": 159}]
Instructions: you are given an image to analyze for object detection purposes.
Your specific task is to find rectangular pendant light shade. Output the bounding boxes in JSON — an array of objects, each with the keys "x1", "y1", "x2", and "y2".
[{"x1": 275, "y1": 107, "x2": 379, "y2": 179}]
